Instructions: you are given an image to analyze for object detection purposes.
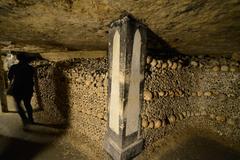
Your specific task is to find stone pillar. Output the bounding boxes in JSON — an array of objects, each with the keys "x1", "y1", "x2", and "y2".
[{"x1": 104, "y1": 15, "x2": 146, "y2": 160}]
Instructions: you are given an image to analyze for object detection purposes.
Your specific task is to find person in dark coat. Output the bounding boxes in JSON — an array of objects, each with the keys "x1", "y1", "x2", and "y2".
[{"x1": 8, "y1": 53, "x2": 35, "y2": 125}]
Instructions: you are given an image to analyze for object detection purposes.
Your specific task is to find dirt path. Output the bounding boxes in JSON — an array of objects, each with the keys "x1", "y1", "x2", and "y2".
[
  {"x1": 0, "y1": 112, "x2": 88, "y2": 160},
  {"x1": 1, "y1": 111, "x2": 240, "y2": 160},
  {"x1": 137, "y1": 128, "x2": 240, "y2": 160}
]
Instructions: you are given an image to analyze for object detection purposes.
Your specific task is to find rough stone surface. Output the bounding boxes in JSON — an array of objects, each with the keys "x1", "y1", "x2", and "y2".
[{"x1": 0, "y1": 0, "x2": 240, "y2": 55}]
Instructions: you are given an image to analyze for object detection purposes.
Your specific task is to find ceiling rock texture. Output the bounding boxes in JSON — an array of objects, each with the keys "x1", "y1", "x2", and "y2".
[{"x1": 0, "y1": 0, "x2": 240, "y2": 55}]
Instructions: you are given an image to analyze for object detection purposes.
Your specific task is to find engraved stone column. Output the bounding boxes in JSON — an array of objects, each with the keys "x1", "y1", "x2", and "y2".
[{"x1": 104, "y1": 15, "x2": 146, "y2": 160}]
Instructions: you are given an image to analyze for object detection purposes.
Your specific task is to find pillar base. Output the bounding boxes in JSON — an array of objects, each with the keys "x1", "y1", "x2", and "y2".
[{"x1": 104, "y1": 137, "x2": 143, "y2": 160}]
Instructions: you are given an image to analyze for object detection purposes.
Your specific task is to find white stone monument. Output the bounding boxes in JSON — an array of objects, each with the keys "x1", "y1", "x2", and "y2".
[{"x1": 104, "y1": 15, "x2": 146, "y2": 160}]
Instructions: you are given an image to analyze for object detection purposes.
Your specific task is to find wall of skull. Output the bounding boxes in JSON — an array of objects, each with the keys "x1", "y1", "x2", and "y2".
[{"x1": 31, "y1": 55, "x2": 240, "y2": 147}]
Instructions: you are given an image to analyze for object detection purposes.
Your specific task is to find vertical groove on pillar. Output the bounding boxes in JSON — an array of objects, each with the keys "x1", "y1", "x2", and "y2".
[
  {"x1": 126, "y1": 29, "x2": 142, "y2": 136},
  {"x1": 109, "y1": 31, "x2": 121, "y2": 134}
]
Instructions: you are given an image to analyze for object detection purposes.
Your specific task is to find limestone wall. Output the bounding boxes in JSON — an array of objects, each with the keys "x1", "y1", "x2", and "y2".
[
  {"x1": 1, "y1": 0, "x2": 240, "y2": 56},
  {"x1": 31, "y1": 55, "x2": 240, "y2": 147}
]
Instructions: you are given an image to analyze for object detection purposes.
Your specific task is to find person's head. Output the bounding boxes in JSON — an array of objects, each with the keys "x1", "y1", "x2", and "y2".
[{"x1": 16, "y1": 53, "x2": 28, "y2": 62}]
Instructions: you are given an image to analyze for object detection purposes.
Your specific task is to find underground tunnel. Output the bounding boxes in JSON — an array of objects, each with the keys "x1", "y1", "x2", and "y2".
[{"x1": 0, "y1": 0, "x2": 240, "y2": 160}]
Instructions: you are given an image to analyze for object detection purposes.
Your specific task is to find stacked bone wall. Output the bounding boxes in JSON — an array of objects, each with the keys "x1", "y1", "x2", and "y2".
[
  {"x1": 63, "y1": 58, "x2": 108, "y2": 142},
  {"x1": 32, "y1": 61, "x2": 70, "y2": 125},
  {"x1": 142, "y1": 56, "x2": 240, "y2": 147},
  {"x1": 31, "y1": 55, "x2": 240, "y2": 147},
  {"x1": 32, "y1": 58, "x2": 108, "y2": 142}
]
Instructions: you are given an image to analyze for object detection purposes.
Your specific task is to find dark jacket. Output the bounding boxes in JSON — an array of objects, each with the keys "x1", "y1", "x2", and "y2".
[{"x1": 8, "y1": 62, "x2": 34, "y2": 97}]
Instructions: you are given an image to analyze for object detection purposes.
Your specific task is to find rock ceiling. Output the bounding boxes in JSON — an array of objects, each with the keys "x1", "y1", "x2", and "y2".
[{"x1": 0, "y1": 0, "x2": 240, "y2": 55}]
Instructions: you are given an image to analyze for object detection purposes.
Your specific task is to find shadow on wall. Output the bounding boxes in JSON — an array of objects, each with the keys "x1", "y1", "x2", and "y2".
[
  {"x1": 33, "y1": 60, "x2": 71, "y2": 129},
  {"x1": 34, "y1": 72, "x2": 44, "y2": 112},
  {"x1": 53, "y1": 62, "x2": 71, "y2": 128},
  {"x1": 146, "y1": 28, "x2": 183, "y2": 58},
  {"x1": 116, "y1": 12, "x2": 183, "y2": 58}
]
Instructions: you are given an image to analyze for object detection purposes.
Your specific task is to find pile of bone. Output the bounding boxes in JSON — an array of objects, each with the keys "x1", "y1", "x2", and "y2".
[
  {"x1": 143, "y1": 89, "x2": 185, "y2": 101},
  {"x1": 35, "y1": 65, "x2": 56, "y2": 100},
  {"x1": 144, "y1": 90, "x2": 237, "y2": 100},
  {"x1": 79, "y1": 107, "x2": 108, "y2": 121},
  {"x1": 70, "y1": 81, "x2": 108, "y2": 120},
  {"x1": 209, "y1": 114, "x2": 237, "y2": 126},
  {"x1": 146, "y1": 56, "x2": 183, "y2": 70},
  {"x1": 61, "y1": 66, "x2": 108, "y2": 88},
  {"x1": 71, "y1": 112, "x2": 107, "y2": 142},
  {"x1": 75, "y1": 95, "x2": 107, "y2": 116},
  {"x1": 191, "y1": 91, "x2": 236, "y2": 98},
  {"x1": 211, "y1": 65, "x2": 239, "y2": 72},
  {"x1": 191, "y1": 91, "x2": 213, "y2": 97},
  {"x1": 49, "y1": 61, "x2": 109, "y2": 122},
  {"x1": 83, "y1": 72, "x2": 108, "y2": 90},
  {"x1": 189, "y1": 60, "x2": 204, "y2": 68},
  {"x1": 141, "y1": 111, "x2": 237, "y2": 129},
  {"x1": 141, "y1": 110, "x2": 208, "y2": 129},
  {"x1": 189, "y1": 58, "x2": 240, "y2": 72},
  {"x1": 71, "y1": 86, "x2": 108, "y2": 118},
  {"x1": 67, "y1": 69, "x2": 108, "y2": 91}
]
